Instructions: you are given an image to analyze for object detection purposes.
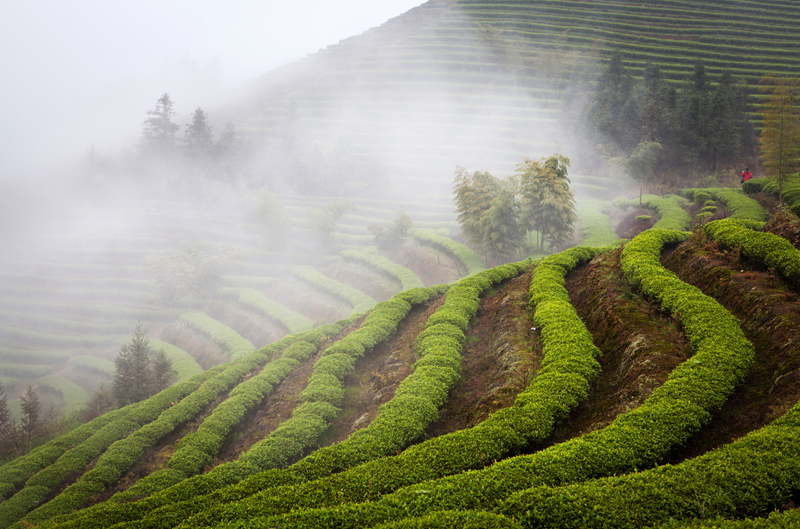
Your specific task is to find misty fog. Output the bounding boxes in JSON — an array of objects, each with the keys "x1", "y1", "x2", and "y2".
[{"x1": 0, "y1": 0, "x2": 610, "y2": 415}]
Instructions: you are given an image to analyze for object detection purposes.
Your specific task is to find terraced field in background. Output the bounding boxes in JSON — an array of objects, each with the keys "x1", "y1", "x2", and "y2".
[
  {"x1": 0, "y1": 178, "x2": 798, "y2": 528},
  {"x1": 0, "y1": 195, "x2": 466, "y2": 419},
  {"x1": 240, "y1": 0, "x2": 800, "y2": 195}
]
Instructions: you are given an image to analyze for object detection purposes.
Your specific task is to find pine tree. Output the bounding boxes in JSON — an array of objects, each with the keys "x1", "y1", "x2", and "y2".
[
  {"x1": 152, "y1": 350, "x2": 177, "y2": 394},
  {"x1": 83, "y1": 383, "x2": 115, "y2": 422},
  {"x1": 183, "y1": 107, "x2": 214, "y2": 158},
  {"x1": 0, "y1": 381, "x2": 13, "y2": 458},
  {"x1": 112, "y1": 323, "x2": 155, "y2": 406},
  {"x1": 759, "y1": 75, "x2": 800, "y2": 204},
  {"x1": 141, "y1": 93, "x2": 180, "y2": 156},
  {"x1": 19, "y1": 385, "x2": 40, "y2": 455}
]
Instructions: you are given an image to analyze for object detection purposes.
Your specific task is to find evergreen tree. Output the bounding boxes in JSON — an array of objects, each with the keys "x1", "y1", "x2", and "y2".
[
  {"x1": 140, "y1": 93, "x2": 180, "y2": 156},
  {"x1": 759, "y1": 75, "x2": 800, "y2": 204},
  {"x1": 183, "y1": 107, "x2": 214, "y2": 158},
  {"x1": 83, "y1": 383, "x2": 115, "y2": 422},
  {"x1": 0, "y1": 381, "x2": 13, "y2": 458},
  {"x1": 152, "y1": 350, "x2": 177, "y2": 394},
  {"x1": 112, "y1": 323, "x2": 155, "y2": 406},
  {"x1": 19, "y1": 385, "x2": 40, "y2": 455}
]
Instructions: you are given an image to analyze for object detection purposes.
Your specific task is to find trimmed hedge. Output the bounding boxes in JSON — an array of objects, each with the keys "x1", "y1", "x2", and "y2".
[
  {"x1": 679, "y1": 188, "x2": 768, "y2": 221},
  {"x1": 412, "y1": 229, "x2": 486, "y2": 275},
  {"x1": 760, "y1": 174, "x2": 800, "y2": 206},
  {"x1": 234, "y1": 230, "x2": 756, "y2": 529},
  {"x1": 340, "y1": 249, "x2": 425, "y2": 290},
  {"x1": 614, "y1": 194, "x2": 691, "y2": 231},
  {"x1": 292, "y1": 265, "x2": 377, "y2": 314},
  {"x1": 230, "y1": 287, "x2": 313, "y2": 334},
  {"x1": 704, "y1": 218, "x2": 800, "y2": 287},
  {"x1": 500, "y1": 400, "x2": 800, "y2": 528}
]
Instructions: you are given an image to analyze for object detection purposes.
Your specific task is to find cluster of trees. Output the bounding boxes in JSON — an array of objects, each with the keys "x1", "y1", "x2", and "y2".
[
  {"x1": 145, "y1": 245, "x2": 233, "y2": 308},
  {"x1": 453, "y1": 155, "x2": 577, "y2": 264},
  {"x1": 0, "y1": 384, "x2": 66, "y2": 459},
  {"x1": 575, "y1": 53, "x2": 756, "y2": 182},
  {"x1": 368, "y1": 210, "x2": 413, "y2": 252},
  {"x1": 107, "y1": 323, "x2": 176, "y2": 409},
  {"x1": 759, "y1": 75, "x2": 800, "y2": 204}
]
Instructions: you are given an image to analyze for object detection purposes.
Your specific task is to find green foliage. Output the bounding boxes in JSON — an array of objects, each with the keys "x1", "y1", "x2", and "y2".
[
  {"x1": 704, "y1": 218, "x2": 800, "y2": 287},
  {"x1": 516, "y1": 154, "x2": 577, "y2": 250},
  {"x1": 761, "y1": 173, "x2": 800, "y2": 207},
  {"x1": 340, "y1": 249, "x2": 425, "y2": 290},
  {"x1": 576, "y1": 201, "x2": 620, "y2": 248},
  {"x1": 680, "y1": 187, "x2": 769, "y2": 221},
  {"x1": 759, "y1": 75, "x2": 800, "y2": 204},
  {"x1": 413, "y1": 229, "x2": 485, "y2": 275},
  {"x1": 145, "y1": 245, "x2": 232, "y2": 308},
  {"x1": 616, "y1": 194, "x2": 691, "y2": 230},
  {"x1": 148, "y1": 339, "x2": 204, "y2": 382},
  {"x1": 34, "y1": 376, "x2": 88, "y2": 415},
  {"x1": 232, "y1": 288, "x2": 313, "y2": 334},
  {"x1": 367, "y1": 209, "x2": 413, "y2": 252}
]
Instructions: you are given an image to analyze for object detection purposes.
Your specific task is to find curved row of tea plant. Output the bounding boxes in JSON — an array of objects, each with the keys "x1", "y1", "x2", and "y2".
[
  {"x1": 227, "y1": 287, "x2": 314, "y2": 334},
  {"x1": 236, "y1": 229, "x2": 759, "y2": 528},
  {"x1": 614, "y1": 194, "x2": 691, "y2": 231},
  {"x1": 499, "y1": 399, "x2": 800, "y2": 528},
  {"x1": 340, "y1": 249, "x2": 425, "y2": 290},
  {"x1": 681, "y1": 188, "x2": 768, "y2": 221},
  {"x1": 291, "y1": 266, "x2": 377, "y2": 314},
  {"x1": 704, "y1": 218, "x2": 800, "y2": 288},
  {"x1": 576, "y1": 201, "x2": 619, "y2": 248},
  {"x1": 658, "y1": 508, "x2": 800, "y2": 529},
  {"x1": 138, "y1": 252, "x2": 599, "y2": 527},
  {"x1": 412, "y1": 229, "x2": 485, "y2": 275},
  {"x1": 0, "y1": 369, "x2": 221, "y2": 528},
  {"x1": 761, "y1": 174, "x2": 800, "y2": 206},
  {"x1": 148, "y1": 340, "x2": 204, "y2": 382},
  {"x1": 178, "y1": 312, "x2": 255, "y2": 360},
  {"x1": 14, "y1": 340, "x2": 294, "y2": 528}
]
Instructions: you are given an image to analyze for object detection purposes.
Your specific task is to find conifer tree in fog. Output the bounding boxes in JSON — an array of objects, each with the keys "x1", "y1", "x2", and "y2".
[
  {"x1": 140, "y1": 93, "x2": 180, "y2": 156},
  {"x1": 19, "y1": 385, "x2": 40, "y2": 455},
  {"x1": 183, "y1": 107, "x2": 214, "y2": 158},
  {"x1": 113, "y1": 323, "x2": 175, "y2": 406}
]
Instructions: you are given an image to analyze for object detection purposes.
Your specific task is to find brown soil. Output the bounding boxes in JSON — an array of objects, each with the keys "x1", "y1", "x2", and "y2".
[
  {"x1": 425, "y1": 272, "x2": 538, "y2": 436},
  {"x1": 764, "y1": 212, "x2": 800, "y2": 250},
  {"x1": 321, "y1": 261, "x2": 400, "y2": 302},
  {"x1": 661, "y1": 232, "x2": 800, "y2": 461},
  {"x1": 544, "y1": 248, "x2": 688, "y2": 444},
  {"x1": 614, "y1": 207, "x2": 658, "y2": 239},
  {"x1": 319, "y1": 296, "x2": 446, "y2": 447}
]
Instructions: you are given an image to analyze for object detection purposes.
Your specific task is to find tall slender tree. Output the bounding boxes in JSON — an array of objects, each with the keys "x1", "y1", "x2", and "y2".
[
  {"x1": 759, "y1": 75, "x2": 800, "y2": 204},
  {"x1": 19, "y1": 385, "x2": 40, "y2": 455},
  {"x1": 516, "y1": 155, "x2": 577, "y2": 250},
  {"x1": 140, "y1": 93, "x2": 180, "y2": 156},
  {"x1": 112, "y1": 323, "x2": 155, "y2": 406},
  {"x1": 183, "y1": 107, "x2": 214, "y2": 158}
]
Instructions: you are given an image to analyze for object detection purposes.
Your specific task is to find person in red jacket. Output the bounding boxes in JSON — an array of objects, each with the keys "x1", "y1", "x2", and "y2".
[{"x1": 741, "y1": 167, "x2": 753, "y2": 184}]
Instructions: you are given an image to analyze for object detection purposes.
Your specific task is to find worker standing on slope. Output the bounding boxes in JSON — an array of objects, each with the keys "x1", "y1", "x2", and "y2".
[{"x1": 741, "y1": 167, "x2": 753, "y2": 184}]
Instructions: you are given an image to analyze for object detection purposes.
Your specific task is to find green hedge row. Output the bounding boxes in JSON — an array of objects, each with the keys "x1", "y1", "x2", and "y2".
[
  {"x1": 67, "y1": 356, "x2": 114, "y2": 376},
  {"x1": 613, "y1": 194, "x2": 692, "y2": 231},
  {"x1": 0, "y1": 363, "x2": 50, "y2": 378},
  {"x1": 16, "y1": 345, "x2": 282, "y2": 528},
  {"x1": 680, "y1": 188, "x2": 769, "y2": 221},
  {"x1": 162, "y1": 270, "x2": 519, "y2": 527},
  {"x1": 185, "y1": 251, "x2": 605, "y2": 527},
  {"x1": 0, "y1": 369, "x2": 220, "y2": 528},
  {"x1": 760, "y1": 174, "x2": 800, "y2": 206},
  {"x1": 148, "y1": 340, "x2": 204, "y2": 382},
  {"x1": 292, "y1": 265, "x2": 378, "y2": 314},
  {"x1": 237, "y1": 230, "x2": 758, "y2": 529},
  {"x1": 499, "y1": 399, "x2": 800, "y2": 528},
  {"x1": 34, "y1": 375, "x2": 89, "y2": 415},
  {"x1": 704, "y1": 218, "x2": 800, "y2": 288},
  {"x1": 657, "y1": 509, "x2": 800, "y2": 528},
  {"x1": 412, "y1": 229, "x2": 486, "y2": 275},
  {"x1": 0, "y1": 347, "x2": 70, "y2": 365},
  {"x1": 340, "y1": 249, "x2": 426, "y2": 290},
  {"x1": 229, "y1": 287, "x2": 314, "y2": 334},
  {"x1": 33, "y1": 291, "x2": 439, "y2": 529},
  {"x1": 179, "y1": 312, "x2": 255, "y2": 360}
]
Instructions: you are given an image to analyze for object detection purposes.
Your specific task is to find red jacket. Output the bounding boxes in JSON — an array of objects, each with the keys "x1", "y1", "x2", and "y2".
[{"x1": 742, "y1": 171, "x2": 753, "y2": 182}]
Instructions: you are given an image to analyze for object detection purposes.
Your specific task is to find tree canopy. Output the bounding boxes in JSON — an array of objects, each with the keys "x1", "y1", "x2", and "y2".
[{"x1": 759, "y1": 75, "x2": 800, "y2": 204}]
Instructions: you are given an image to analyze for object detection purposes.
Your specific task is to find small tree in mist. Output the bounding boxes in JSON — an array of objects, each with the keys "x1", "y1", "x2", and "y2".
[
  {"x1": 368, "y1": 209, "x2": 413, "y2": 252},
  {"x1": 310, "y1": 200, "x2": 356, "y2": 246},
  {"x1": 83, "y1": 382, "x2": 115, "y2": 422},
  {"x1": 481, "y1": 187, "x2": 523, "y2": 264},
  {"x1": 18, "y1": 385, "x2": 40, "y2": 455},
  {"x1": 113, "y1": 323, "x2": 175, "y2": 406},
  {"x1": 145, "y1": 245, "x2": 233, "y2": 307},
  {"x1": 453, "y1": 166, "x2": 503, "y2": 252},
  {"x1": 626, "y1": 141, "x2": 663, "y2": 208},
  {"x1": 183, "y1": 107, "x2": 214, "y2": 159},
  {"x1": 0, "y1": 381, "x2": 14, "y2": 458},
  {"x1": 250, "y1": 191, "x2": 291, "y2": 251},
  {"x1": 516, "y1": 154, "x2": 577, "y2": 251},
  {"x1": 140, "y1": 93, "x2": 180, "y2": 156}
]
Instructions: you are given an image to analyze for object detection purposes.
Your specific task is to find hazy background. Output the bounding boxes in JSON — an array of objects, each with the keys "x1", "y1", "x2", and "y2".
[{"x1": 0, "y1": 0, "x2": 426, "y2": 176}]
